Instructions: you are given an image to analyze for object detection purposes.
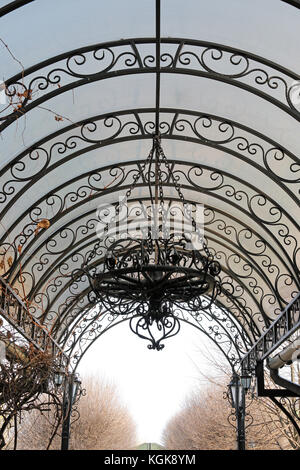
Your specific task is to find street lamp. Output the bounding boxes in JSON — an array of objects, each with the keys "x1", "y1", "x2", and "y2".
[
  {"x1": 61, "y1": 373, "x2": 82, "y2": 450},
  {"x1": 228, "y1": 373, "x2": 246, "y2": 450}
]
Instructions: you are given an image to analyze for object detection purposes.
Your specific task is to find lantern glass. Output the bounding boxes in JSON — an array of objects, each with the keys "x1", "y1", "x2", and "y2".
[
  {"x1": 229, "y1": 375, "x2": 243, "y2": 408},
  {"x1": 238, "y1": 383, "x2": 243, "y2": 406},
  {"x1": 54, "y1": 372, "x2": 64, "y2": 386},
  {"x1": 241, "y1": 374, "x2": 252, "y2": 392},
  {"x1": 72, "y1": 376, "x2": 81, "y2": 403},
  {"x1": 229, "y1": 377, "x2": 237, "y2": 408}
]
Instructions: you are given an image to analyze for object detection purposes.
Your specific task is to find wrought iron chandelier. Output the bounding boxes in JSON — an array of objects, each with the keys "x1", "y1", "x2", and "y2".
[{"x1": 76, "y1": 135, "x2": 222, "y2": 350}]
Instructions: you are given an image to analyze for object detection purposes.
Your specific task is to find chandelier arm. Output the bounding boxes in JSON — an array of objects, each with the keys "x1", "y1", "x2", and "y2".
[
  {"x1": 162, "y1": 317, "x2": 181, "y2": 340},
  {"x1": 140, "y1": 270, "x2": 156, "y2": 285},
  {"x1": 129, "y1": 316, "x2": 157, "y2": 348},
  {"x1": 115, "y1": 274, "x2": 142, "y2": 285}
]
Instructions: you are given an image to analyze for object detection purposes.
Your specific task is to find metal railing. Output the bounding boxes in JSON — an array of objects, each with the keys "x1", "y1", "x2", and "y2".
[
  {"x1": 241, "y1": 293, "x2": 300, "y2": 373},
  {"x1": 0, "y1": 276, "x2": 67, "y2": 361}
]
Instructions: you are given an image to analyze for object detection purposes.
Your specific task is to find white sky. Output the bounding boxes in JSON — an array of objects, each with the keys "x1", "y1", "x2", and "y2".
[{"x1": 77, "y1": 320, "x2": 226, "y2": 445}]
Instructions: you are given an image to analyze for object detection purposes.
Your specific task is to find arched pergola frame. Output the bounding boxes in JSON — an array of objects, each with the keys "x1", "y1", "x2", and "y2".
[{"x1": 0, "y1": 0, "x2": 299, "y2": 450}]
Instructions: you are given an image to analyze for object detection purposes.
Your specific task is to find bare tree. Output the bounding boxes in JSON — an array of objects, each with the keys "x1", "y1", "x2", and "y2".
[
  {"x1": 162, "y1": 379, "x2": 293, "y2": 450},
  {"x1": 69, "y1": 376, "x2": 137, "y2": 450},
  {"x1": 14, "y1": 375, "x2": 137, "y2": 450},
  {"x1": 162, "y1": 384, "x2": 236, "y2": 450},
  {"x1": 162, "y1": 342, "x2": 300, "y2": 450},
  {"x1": 0, "y1": 325, "x2": 64, "y2": 450}
]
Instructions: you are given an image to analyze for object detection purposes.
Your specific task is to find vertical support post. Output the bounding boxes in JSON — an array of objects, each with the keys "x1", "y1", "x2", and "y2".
[
  {"x1": 154, "y1": 0, "x2": 161, "y2": 261},
  {"x1": 155, "y1": 0, "x2": 161, "y2": 136},
  {"x1": 61, "y1": 373, "x2": 75, "y2": 451},
  {"x1": 255, "y1": 360, "x2": 265, "y2": 396}
]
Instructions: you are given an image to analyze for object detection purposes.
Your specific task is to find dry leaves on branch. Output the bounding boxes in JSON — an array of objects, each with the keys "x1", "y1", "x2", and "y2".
[{"x1": 34, "y1": 218, "x2": 51, "y2": 236}]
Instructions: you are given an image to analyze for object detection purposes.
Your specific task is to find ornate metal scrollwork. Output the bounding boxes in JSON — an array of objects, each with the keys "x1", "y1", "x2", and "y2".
[{"x1": 2, "y1": 38, "x2": 300, "y2": 133}]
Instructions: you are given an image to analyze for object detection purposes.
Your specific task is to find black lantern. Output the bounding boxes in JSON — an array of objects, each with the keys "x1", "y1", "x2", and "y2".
[
  {"x1": 228, "y1": 373, "x2": 246, "y2": 450},
  {"x1": 228, "y1": 373, "x2": 243, "y2": 408}
]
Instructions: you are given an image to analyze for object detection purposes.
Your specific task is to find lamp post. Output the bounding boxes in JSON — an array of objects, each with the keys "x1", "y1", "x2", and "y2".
[
  {"x1": 228, "y1": 372, "x2": 251, "y2": 450},
  {"x1": 61, "y1": 373, "x2": 81, "y2": 451}
]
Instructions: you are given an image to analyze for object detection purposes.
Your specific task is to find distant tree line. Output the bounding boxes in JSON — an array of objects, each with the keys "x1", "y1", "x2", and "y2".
[{"x1": 5, "y1": 375, "x2": 137, "y2": 450}]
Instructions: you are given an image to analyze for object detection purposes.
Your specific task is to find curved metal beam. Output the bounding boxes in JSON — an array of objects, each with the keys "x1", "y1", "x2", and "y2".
[
  {"x1": 1, "y1": 108, "x2": 299, "y2": 185},
  {"x1": 25, "y1": 207, "x2": 289, "y2": 322},
  {"x1": 69, "y1": 309, "x2": 249, "y2": 373},
  {"x1": 31, "y1": 228, "x2": 277, "y2": 339},
  {"x1": 0, "y1": 0, "x2": 33, "y2": 17},
  {"x1": 53, "y1": 292, "x2": 253, "y2": 373},
  {"x1": 1, "y1": 38, "x2": 300, "y2": 134},
  {"x1": 282, "y1": 0, "x2": 300, "y2": 8},
  {"x1": 56, "y1": 289, "x2": 253, "y2": 357},
  {"x1": 1, "y1": 0, "x2": 300, "y2": 20},
  {"x1": 4, "y1": 171, "x2": 296, "y2": 336},
  {"x1": 1, "y1": 109, "x2": 298, "y2": 238},
  {"x1": 269, "y1": 396, "x2": 300, "y2": 441},
  {"x1": 5, "y1": 162, "x2": 298, "y2": 291},
  {"x1": 29, "y1": 207, "x2": 274, "y2": 346}
]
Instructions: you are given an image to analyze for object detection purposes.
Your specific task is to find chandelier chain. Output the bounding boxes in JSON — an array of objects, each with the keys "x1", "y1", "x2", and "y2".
[
  {"x1": 84, "y1": 143, "x2": 155, "y2": 267},
  {"x1": 154, "y1": 136, "x2": 211, "y2": 258},
  {"x1": 84, "y1": 135, "x2": 211, "y2": 266}
]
